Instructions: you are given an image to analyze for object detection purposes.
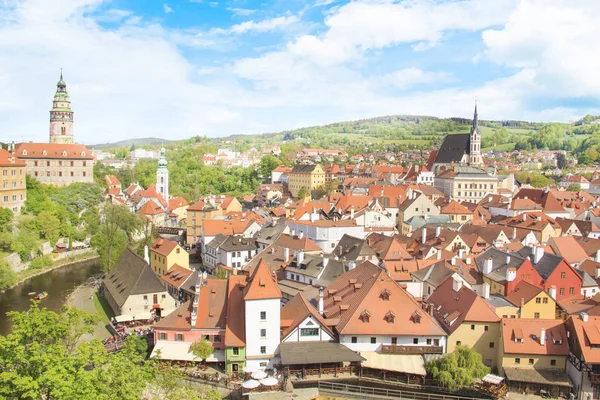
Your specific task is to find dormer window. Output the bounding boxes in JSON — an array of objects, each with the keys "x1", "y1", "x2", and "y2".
[
  {"x1": 21, "y1": 150, "x2": 27, "y2": 156},
  {"x1": 62, "y1": 151, "x2": 67, "y2": 156},
  {"x1": 359, "y1": 310, "x2": 371, "y2": 323},
  {"x1": 81, "y1": 152, "x2": 86, "y2": 157},
  {"x1": 380, "y1": 289, "x2": 391, "y2": 301},
  {"x1": 385, "y1": 311, "x2": 396, "y2": 324},
  {"x1": 42, "y1": 150, "x2": 47, "y2": 156},
  {"x1": 411, "y1": 311, "x2": 422, "y2": 324}
]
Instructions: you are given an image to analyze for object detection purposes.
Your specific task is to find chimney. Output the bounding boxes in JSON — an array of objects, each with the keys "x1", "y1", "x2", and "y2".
[
  {"x1": 596, "y1": 267, "x2": 600, "y2": 280},
  {"x1": 534, "y1": 246, "x2": 544, "y2": 264},
  {"x1": 318, "y1": 287, "x2": 324, "y2": 315},
  {"x1": 144, "y1": 245, "x2": 149, "y2": 264},
  {"x1": 582, "y1": 312, "x2": 589, "y2": 322},
  {"x1": 452, "y1": 278, "x2": 463, "y2": 293},
  {"x1": 297, "y1": 250, "x2": 305, "y2": 265},
  {"x1": 512, "y1": 227, "x2": 517, "y2": 240},
  {"x1": 291, "y1": 229, "x2": 296, "y2": 237},
  {"x1": 596, "y1": 249, "x2": 600, "y2": 263},
  {"x1": 310, "y1": 211, "x2": 315, "y2": 223},
  {"x1": 323, "y1": 257, "x2": 329, "y2": 268},
  {"x1": 436, "y1": 226, "x2": 441, "y2": 238},
  {"x1": 540, "y1": 328, "x2": 546, "y2": 346},
  {"x1": 458, "y1": 248, "x2": 465, "y2": 259},
  {"x1": 506, "y1": 255, "x2": 511, "y2": 265},
  {"x1": 451, "y1": 256, "x2": 457, "y2": 266},
  {"x1": 348, "y1": 260, "x2": 356, "y2": 270},
  {"x1": 284, "y1": 247, "x2": 290, "y2": 262},
  {"x1": 422, "y1": 228, "x2": 427, "y2": 244},
  {"x1": 549, "y1": 285, "x2": 557, "y2": 300},
  {"x1": 523, "y1": 213, "x2": 527, "y2": 221},
  {"x1": 482, "y1": 282, "x2": 490, "y2": 299},
  {"x1": 437, "y1": 250, "x2": 442, "y2": 260},
  {"x1": 506, "y1": 268, "x2": 516, "y2": 282},
  {"x1": 483, "y1": 257, "x2": 493, "y2": 274},
  {"x1": 299, "y1": 230, "x2": 304, "y2": 239},
  {"x1": 350, "y1": 206, "x2": 355, "y2": 220},
  {"x1": 466, "y1": 257, "x2": 472, "y2": 265}
]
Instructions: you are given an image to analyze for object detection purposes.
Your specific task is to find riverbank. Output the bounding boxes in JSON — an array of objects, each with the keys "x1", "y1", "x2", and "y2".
[
  {"x1": 65, "y1": 280, "x2": 112, "y2": 341},
  {"x1": 9, "y1": 250, "x2": 99, "y2": 290}
]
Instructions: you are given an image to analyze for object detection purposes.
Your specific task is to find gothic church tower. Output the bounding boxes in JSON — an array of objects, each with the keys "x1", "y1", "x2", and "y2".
[
  {"x1": 49, "y1": 71, "x2": 74, "y2": 144},
  {"x1": 156, "y1": 147, "x2": 169, "y2": 202},
  {"x1": 469, "y1": 104, "x2": 482, "y2": 166}
]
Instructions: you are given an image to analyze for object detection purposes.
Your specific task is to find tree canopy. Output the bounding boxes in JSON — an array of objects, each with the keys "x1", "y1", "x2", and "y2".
[{"x1": 425, "y1": 346, "x2": 489, "y2": 391}]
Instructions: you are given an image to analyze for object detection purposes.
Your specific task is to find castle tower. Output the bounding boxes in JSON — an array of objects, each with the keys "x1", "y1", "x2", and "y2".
[
  {"x1": 156, "y1": 147, "x2": 169, "y2": 202},
  {"x1": 469, "y1": 104, "x2": 482, "y2": 166},
  {"x1": 49, "y1": 71, "x2": 74, "y2": 144}
]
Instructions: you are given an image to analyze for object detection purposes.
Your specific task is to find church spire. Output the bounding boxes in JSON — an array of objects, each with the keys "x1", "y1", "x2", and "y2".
[
  {"x1": 49, "y1": 71, "x2": 74, "y2": 144},
  {"x1": 469, "y1": 103, "x2": 482, "y2": 167},
  {"x1": 473, "y1": 103, "x2": 478, "y2": 130}
]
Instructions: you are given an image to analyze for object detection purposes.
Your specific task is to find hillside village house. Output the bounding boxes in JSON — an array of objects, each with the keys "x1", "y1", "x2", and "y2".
[
  {"x1": 149, "y1": 238, "x2": 190, "y2": 275},
  {"x1": 186, "y1": 199, "x2": 223, "y2": 245},
  {"x1": 103, "y1": 249, "x2": 177, "y2": 321},
  {"x1": 566, "y1": 314, "x2": 600, "y2": 400},
  {"x1": 287, "y1": 164, "x2": 326, "y2": 198},
  {"x1": 0, "y1": 148, "x2": 26, "y2": 214},
  {"x1": 285, "y1": 219, "x2": 364, "y2": 253}
]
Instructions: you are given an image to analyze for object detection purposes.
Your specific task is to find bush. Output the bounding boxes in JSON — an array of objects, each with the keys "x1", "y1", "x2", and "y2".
[
  {"x1": 0, "y1": 261, "x2": 17, "y2": 289},
  {"x1": 29, "y1": 255, "x2": 53, "y2": 270}
]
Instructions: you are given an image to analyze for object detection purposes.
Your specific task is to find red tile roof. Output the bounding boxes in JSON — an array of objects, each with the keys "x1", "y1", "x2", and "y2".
[
  {"x1": 151, "y1": 238, "x2": 186, "y2": 257},
  {"x1": 0, "y1": 149, "x2": 26, "y2": 167},
  {"x1": 225, "y1": 274, "x2": 246, "y2": 347},
  {"x1": 244, "y1": 258, "x2": 282, "y2": 300},
  {"x1": 501, "y1": 318, "x2": 569, "y2": 356},
  {"x1": 14, "y1": 142, "x2": 94, "y2": 160},
  {"x1": 105, "y1": 174, "x2": 120, "y2": 186},
  {"x1": 137, "y1": 200, "x2": 164, "y2": 216}
]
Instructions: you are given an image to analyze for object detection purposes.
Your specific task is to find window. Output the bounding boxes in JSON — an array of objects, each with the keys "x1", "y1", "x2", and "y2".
[
  {"x1": 434, "y1": 339, "x2": 440, "y2": 346},
  {"x1": 370, "y1": 337, "x2": 376, "y2": 344},
  {"x1": 471, "y1": 325, "x2": 475, "y2": 330},
  {"x1": 162, "y1": 294, "x2": 166, "y2": 300},
  {"x1": 570, "y1": 287, "x2": 575, "y2": 295},
  {"x1": 233, "y1": 347, "x2": 239, "y2": 356},
  {"x1": 543, "y1": 298, "x2": 548, "y2": 304},
  {"x1": 260, "y1": 329, "x2": 266, "y2": 338},
  {"x1": 412, "y1": 338, "x2": 418, "y2": 345},
  {"x1": 351, "y1": 337, "x2": 357, "y2": 343},
  {"x1": 301, "y1": 328, "x2": 319, "y2": 337},
  {"x1": 174, "y1": 333, "x2": 184, "y2": 342},
  {"x1": 391, "y1": 337, "x2": 397, "y2": 345},
  {"x1": 260, "y1": 311, "x2": 266, "y2": 321},
  {"x1": 159, "y1": 332, "x2": 167, "y2": 340},
  {"x1": 260, "y1": 346, "x2": 266, "y2": 354},
  {"x1": 456, "y1": 341, "x2": 462, "y2": 346},
  {"x1": 143, "y1": 295, "x2": 148, "y2": 300},
  {"x1": 529, "y1": 358, "x2": 534, "y2": 365},
  {"x1": 427, "y1": 338, "x2": 432, "y2": 345},
  {"x1": 534, "y1": 312, "x2": 540, "y2": 319},
  {"x1": 561, "y1": 272, "x2": 566, "y2": 279},
  {"x1": 484, "y1": 325, "x2": 489, "y2": 331},
  {"x1": 551, "y1": 359, "x2": 556, "y2": 366},
  {"x1": 560, "y1": 288, "x2": 565, "y2": 296},
  {"x1": 536, "y1": 298, "x2": 541, "y2": 304},
  {"x1": 489, "y1": 342, "x2": 494, "y2": 348},
  {"x1": 515, "y1": 358, "x2": 520, "y2": 364}
]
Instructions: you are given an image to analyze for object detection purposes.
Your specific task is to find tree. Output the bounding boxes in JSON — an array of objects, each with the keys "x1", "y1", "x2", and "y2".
[
  {"x1": 425, "y1": 346, "x2": 489, "y2": 391},
  {"x1": 556, "y1": 153, "x2": 568, "y2": 169},
  {"x1": 0, "y1": 208, "x2": 13, "y2": 232},
  {"x1": 190, "y1": 338, "x2": 214, "y2": 362},
  {"x1": 567, "y1": 183, "x2": 581, "y2": 192},
  {"x1": 258, "y1": 155, "x2": 281, "y2": 180},
  {"x1": 214, "y1": 267, "x2": 227, "y2": 280},
  {"x1": 27, "y1": 211, "x2": 61, "y2": 243},
  {"x1": 0, "y1": 261, "x2": 16, "y2": 290},
  {"x1": 92, "y1": 204, "x2": 141, "y2": 271},
  {"x1": 297, "y1": 187, "x2": 308, "y2": 199}
]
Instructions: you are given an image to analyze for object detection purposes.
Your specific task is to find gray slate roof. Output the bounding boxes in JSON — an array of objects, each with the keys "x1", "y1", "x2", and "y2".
[
  {"x1": 103, "y1": 248, "x2": 166, "y2": 307},
  {"x1": 475, "y1": 247, "x2": 528, "y2": 283},
  {"x1": 576, "y1": 269, "x2": 597, "y2": 288},
  {"x1": 286, "y1": 253, "x2": 350, "y2": 287},
  {"x1": 220, "y1": 235, "x2": 258, "y2": 252},
  {"x1": 279, "y1": 342, "x2": 365, "y2": 365},
  {"x1": 433, "y1": 133, "x2": 469, "y2": 164},
  {"x1": 512, "y1": 246, "x2": 563, "y2": 280},
  {"x1": 332, "y1": 234, "x2": 376, "y2": 261},
  {"x1": 254, "y1": 218, "x2": 287, "y2": 246},
  {"x1": 291, "y1": 164, "x2": 318, "y2": 174}
]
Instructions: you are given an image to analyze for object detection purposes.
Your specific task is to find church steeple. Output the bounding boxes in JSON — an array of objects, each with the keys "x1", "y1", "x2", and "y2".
[
  {"x1": 156, "y1": 147, "x2": 169, "y2": 202},
  {"x1": 49, "y1": 70, "x2": 74, "y2": 144},
  {"x1": 469, "y1": 103, "x2": 482, "y2": 166}
]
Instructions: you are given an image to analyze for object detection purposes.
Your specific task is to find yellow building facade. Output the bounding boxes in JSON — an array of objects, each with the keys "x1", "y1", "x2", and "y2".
[
  {"x1": 150, "y1": 239, "x2": 190, "y2": 275},
  {"x1": 287, "y1": 164, "x2": 325, "y2": 198},
  {"x1": 448, "y1": 321, "x2": 501, "y2": 369},
  {"x1": 0, "y1": 149, "x2": 27, "y2": 214}
]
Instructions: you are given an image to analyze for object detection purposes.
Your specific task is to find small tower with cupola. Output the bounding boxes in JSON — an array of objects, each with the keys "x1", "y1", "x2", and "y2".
[
  {"x1": 49, "y1": 71, "x2": 74, "y2": 144},
  {"x1": 156, "y1": 147, "x2": 169, "y2": 202},
  {"x1": 469, "y1": 104, "x2": 482, "y2": 166}
]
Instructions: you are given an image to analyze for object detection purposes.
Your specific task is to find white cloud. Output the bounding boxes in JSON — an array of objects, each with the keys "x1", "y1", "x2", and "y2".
[
  {"x1": 212, "y1": 15, "x2": 299, "y2": 35},
  {"x1": 385, "y1": 68, "x2": 449, "y2": 89},
  {"x1": 226, "y1": 7, "x2": 256, "y2": 16},
  {"x1": 163, "y1": 4, "x2": 173, "y2": 14}
]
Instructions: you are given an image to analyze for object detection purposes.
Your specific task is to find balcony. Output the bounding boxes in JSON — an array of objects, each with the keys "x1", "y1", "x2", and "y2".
[
  {"x1": 589, "y1": 372, "x2": 600, "y2": 385},
  {"x1": 380, "y1": 345, "x2": 443, "y2": 355}
]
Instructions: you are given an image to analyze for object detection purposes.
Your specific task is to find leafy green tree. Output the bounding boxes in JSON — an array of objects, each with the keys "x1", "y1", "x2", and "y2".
[
  {"x1": 258, "y1": 155, "x2": 281, "y2": 179},
  {"x1": 425, "y1": 346, "x2": 489, "y2": 391},
  {"x1": 214, "y1": 267, "x2": 227, "y2": 279},
  {"x1": 190, "y1": 338, "x2": 214, "y2": 361},
  {"x1": 567, "y1": 183, "x2": 581, "y2": 192},
  {"x1": 0, "y1": 260, "x2": 16, "y2": 289},
  {"x1": 27, "y1": 211, "x2": 61, "y2": 243},
  {"x1": 0, "y1": 208, "x2": 13, "y2": 232},
  {"x1": 297, "y1": 187, "x2": 308, "y2": 199},
  {"x1": 92, "y1": 204, "x2": 141, "y2": 271}
]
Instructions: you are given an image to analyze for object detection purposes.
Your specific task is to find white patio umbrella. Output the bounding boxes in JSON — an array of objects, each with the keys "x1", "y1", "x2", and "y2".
[
  {"x1": 260, "y1": 377, "x2": 278, "y2": 386},
  {"x1": 242, "y1": 379, "x2": 260, "y2": 389},
  {"x1": 252, "y1": 370, "x2": 268, "y2": 380},
  {"x1": 243, "y1": 365, "x2": 258, "y2": 373}
]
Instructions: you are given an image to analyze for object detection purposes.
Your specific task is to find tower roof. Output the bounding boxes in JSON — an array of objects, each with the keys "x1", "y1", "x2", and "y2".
[
  {"x1": 244, "y1": 258, "x2": 282, "y2": 300},
  {"x1": 471, "y1": 103, "x2": 479, "y2": 134},
  {"x1": 57, "y1": 71, "x2": 66, "y2": 88}
]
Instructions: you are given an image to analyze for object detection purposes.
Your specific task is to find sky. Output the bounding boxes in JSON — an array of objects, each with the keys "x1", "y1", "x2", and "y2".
[{"x1": 1, "y1": 0, "x2": 600, "y2": 144}]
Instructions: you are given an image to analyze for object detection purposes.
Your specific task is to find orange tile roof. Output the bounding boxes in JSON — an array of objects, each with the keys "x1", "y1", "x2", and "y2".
[
  {"x1": 187, "y1": 200, "x2": 206, "y2": 211},
  {"x1": 0, "y1": 149, "x2": 26, "y2": 167},
  {"x1": 427, "y1": 277, "x2": 500, "y2": 334},
  {"x1": 504, "y1": 280, "x2": 544, "y2": 307},
  {"x1": 440, "y1": 200, "x2": 472, "y2": 215},
  {"x1": 501, "y1": 318, "x2": 569, "y2": 356},
  {"x1": 151, "y1": 238, "x2": 185, "y2": 257},
  {"x1": 322, "y1": 261, "x2": 445, "y2": 336},
  {"x1": 160, "y1": 264, "x2": 194, "y2": 288},
  {"x1": 143, "y1": 184, "x2": 167, "y2": 207},
  {"x1": 548, "y1": 236, "x2": 589, "y2": 265},
  {"x1": 274, "y1": 234, "x2": 321, "y2": 251},
  {"x1": 225, "y1": 274, "x2": 246, "y2": 347},
  {"x1": 244, "y1": 258, "x2": 282, "y2": 300},
  {"x1": 281, "y1": 293, "x2": 334, "y2": 339},
  {"x1": 107, "y1": 187, "x2": 121, "y2": 196},
  {"x1": 194, "y1": 278, "x2": 228, "y2": 329},
  {"x1": 105, "y1": 174, "x2": 120, "y2": 186},
  {"x1": 291, "y1": 219, "x2": 357, "y2": 228},
  {"x1": 168, "y1": 196, "x2": 188, "y2": 210},
  {"x1": 202, "y1": 219, "x2": 254, "y2": 236},
  {"x1": 568, "y1": 315, "x2": 600, "y2": 363},
  {"x1": 14, "y1": 142, "x2": 94, "y2": 160},
  {"x1": 220, "y1": 196, "x2": 236, "y2": 210},
  {"x1": 137, "y1": 200, "x2": 164, "y2": 216}
]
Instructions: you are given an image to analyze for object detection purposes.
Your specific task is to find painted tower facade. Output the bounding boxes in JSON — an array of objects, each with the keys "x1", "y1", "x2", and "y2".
[
  {"x1": 469, "y1": 104, "x2": 482, "y2": 166},
  {"x1": 49, "y1": 72, "x2": 74, "y2": 144},
  {"x1": 156, "y1": 147, "x2": 169, "y2": 202}
]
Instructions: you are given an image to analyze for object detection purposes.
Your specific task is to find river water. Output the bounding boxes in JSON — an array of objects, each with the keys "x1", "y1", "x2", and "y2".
[{"x1": 0, "y1": 258, "x2": 102, "y2": 335}]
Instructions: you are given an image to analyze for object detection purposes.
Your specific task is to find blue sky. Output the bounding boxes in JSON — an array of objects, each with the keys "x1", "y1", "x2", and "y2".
[{"x1": 0, "y1": 0, "x2": 599, "y2": 144}]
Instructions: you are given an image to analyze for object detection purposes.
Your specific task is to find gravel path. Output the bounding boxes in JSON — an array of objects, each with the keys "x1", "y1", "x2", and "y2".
[{"x1": 66, "y1": 284, "x2": 112, "y2": 341}]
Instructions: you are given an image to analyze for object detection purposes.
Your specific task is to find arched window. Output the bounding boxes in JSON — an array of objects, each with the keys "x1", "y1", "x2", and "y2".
[{"x1": 61, "y1": 127, "x2": 66, "y2": 135}]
